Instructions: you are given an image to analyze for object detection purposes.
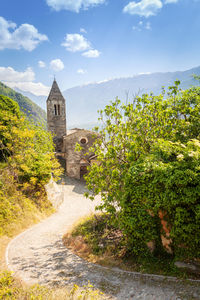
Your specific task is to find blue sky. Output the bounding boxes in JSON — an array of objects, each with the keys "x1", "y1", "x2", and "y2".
[{"x1": 0, "y1": 0, "x2": 200, "y2": 96}]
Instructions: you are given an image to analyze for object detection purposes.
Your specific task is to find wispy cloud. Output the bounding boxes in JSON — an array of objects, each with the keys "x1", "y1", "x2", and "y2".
[
  {"x1": 165, "y1": 0, "x2": 179, "y2": 3},
  {"x1": 82, "y1": 49, "x2": 100, "y2": 58},
  {"x1": 124, "y1": 0, "x2": 179, "y2": 18},
  {"x1": 46, "y1": 0, "x2": 106, "y2": 12},
  {"x1": 50, "y1": 59, "x2": 64, "y2": 71},
  {"x1": 123, "y1": 0, "x2": 163, "y2": 18},
  {"x1": 0, "y1": 16, "x2": 48, "y2": 51},
  {"x1": 145, "y1": 22, "x2": 151, "y2": 30},
  {"x1": 38, "y1": 60, "x2": 46, "y2": 68},
  {"x1": 133, "y1": 20, "x2": 151, "y2": 31},
  {"x1": 77, "y1": 68, "x2": 87, "y2": 74},
  {"x1": 80, "y1": 28, "x2": 87, "y2": 34}
]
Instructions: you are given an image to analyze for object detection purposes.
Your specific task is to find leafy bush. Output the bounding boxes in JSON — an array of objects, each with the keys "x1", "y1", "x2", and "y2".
[{"x1": 121, "y1": 139, "x2": 200, "y2": 258}]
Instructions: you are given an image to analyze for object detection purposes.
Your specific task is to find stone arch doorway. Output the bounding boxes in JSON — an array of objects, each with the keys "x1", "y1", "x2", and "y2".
[{"x1": 80, "y1": 158, "x2": 89, "y2": 180}]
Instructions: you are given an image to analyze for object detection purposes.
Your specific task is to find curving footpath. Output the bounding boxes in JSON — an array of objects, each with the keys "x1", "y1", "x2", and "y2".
[{"x1": 6, "y1": 177, "x2": 200, "y2": 300}]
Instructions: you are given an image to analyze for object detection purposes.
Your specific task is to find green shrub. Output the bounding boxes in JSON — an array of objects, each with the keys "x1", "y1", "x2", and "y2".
[{"x1": 121, "y1": 139, "x2": 200, "y2": 258}]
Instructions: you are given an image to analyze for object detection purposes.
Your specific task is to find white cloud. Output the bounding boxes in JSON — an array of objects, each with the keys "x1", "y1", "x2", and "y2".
[
  {"x1": 138, "y1": 72, "x2": 152, "y2": 75},
  {"x1": 62, "y1": 33, "x2": 101, "y2": 57},
  {"x1": 50, "y1": 59, "x2": 65, "y2": 71},
  {"x1": 97, "y1": 78, "x2": 113, "y2": 84},
  {"x1": 0, "y1": 66, "x2": 50, "y2": 96},
  {"x1": 82, "y1": 49, "x2": 100, "y2": 58},
  {"x1": 5, "y1": 81, "x2": 50, "y2": 96},
  {"x1": 165, "y1": 0, "x2": 178, "y2": 3},
  {"x1": 77, "y1": 68, "x2": 87, "y2": 74},
  {"x1": 62, "y1": 33, "x2": 90, "y2": 52},
  {"x1": 38, "y1": 60, "x2": 46, "y2": 68},
  {"x1": 0, "y1": 66, "x2": 35, "y2": 82},
  {"x1": 0, "y1": 16, "x2": 48, "y2": 51},
  {"x1": 123, "y1": 0, "x2": 163, "y2": 18},
  {"x1": 80, "y1": 28, "x2": 87, "y2": 33},
  {"x1": 46, "y1": 0, "x2": 106, "y2": 13}
]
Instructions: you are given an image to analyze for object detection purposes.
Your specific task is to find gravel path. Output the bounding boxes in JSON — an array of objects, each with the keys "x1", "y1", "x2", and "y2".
[{"x1": 6, "y1": 177, "x2": 200, "y2": 300}]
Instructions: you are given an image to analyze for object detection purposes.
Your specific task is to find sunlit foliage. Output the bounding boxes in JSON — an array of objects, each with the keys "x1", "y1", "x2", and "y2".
[{"x1": 85, "y1": 82, "x2": 200, "y2": 259}]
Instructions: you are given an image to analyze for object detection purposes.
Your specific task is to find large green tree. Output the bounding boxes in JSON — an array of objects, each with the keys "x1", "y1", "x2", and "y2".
[{"x1": 85, "y1": 82, "x2": 200, "y2": 259}]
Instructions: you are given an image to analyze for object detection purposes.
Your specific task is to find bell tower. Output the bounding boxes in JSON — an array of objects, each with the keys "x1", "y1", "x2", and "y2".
[{"x1": 46, "y1": 79, "x2": 66, "y2": 152}]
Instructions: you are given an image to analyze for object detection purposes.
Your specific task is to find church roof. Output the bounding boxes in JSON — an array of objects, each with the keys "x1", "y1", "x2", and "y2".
[
  {"x1": 47, "y1": 79, "x2": 65, "y2": 102},
  {"x1": 67, "y1": 129, "x2": 79, "y2": 135}
]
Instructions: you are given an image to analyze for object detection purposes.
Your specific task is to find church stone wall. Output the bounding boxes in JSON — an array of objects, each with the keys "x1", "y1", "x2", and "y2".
[
  {"x1": 64, "y1": 129, "x2": 96, "y2": 179},
  {"x1": 47, "y1": 80, "x2": 97, "y2": 179}
]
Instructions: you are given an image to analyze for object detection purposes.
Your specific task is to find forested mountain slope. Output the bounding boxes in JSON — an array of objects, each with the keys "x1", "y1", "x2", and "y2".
[{"x1": 0, "y1": 82, "x2": 46, "y2": 125}]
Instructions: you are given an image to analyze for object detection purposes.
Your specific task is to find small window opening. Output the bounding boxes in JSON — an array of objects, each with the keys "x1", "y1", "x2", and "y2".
[
  {"x1": 58, "y1": 104, "x2": 60, "y2": 115},
  {"x1": 54, "y1": 104, "x2": 57, "y2": 115},
  {"x1": 80, "y1": 138, "x2": 87, "y2": 144}
]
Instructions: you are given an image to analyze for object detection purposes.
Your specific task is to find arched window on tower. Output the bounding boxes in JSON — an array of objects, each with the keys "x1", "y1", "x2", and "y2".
[
  {"x1": 54, "y1": 104, "x2": 57, "y2": 115},
  {"x1": 58, "y1": 104, "x2": 60, "y2": 115}
]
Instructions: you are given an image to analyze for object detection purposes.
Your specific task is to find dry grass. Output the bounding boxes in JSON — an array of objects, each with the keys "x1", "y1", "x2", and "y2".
[
  {"x1": 0, "y1": 270, "x2": 105, "y2": 300},
  {"x1": 0, "y1": 236, "x2": 10, "y2": 271},
  {"x1": 63, "y1": 232, "x2": 128, "y2": 270},
  {"x1": 63, "y1": 213, "x2": 200, "y2": 279},
  {"x1": 62, "y1": 214, "x2": 128, "y2": 271},
  {"x1": 63, "y1": 234, "x2": 91, "y2": 258}
]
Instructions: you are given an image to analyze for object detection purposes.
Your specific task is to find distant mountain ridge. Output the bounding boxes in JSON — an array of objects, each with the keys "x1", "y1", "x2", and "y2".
[
  {"x1": 11, "y1": 66, "x2": 200, "y2": 129},
  {"x1": 0, "y1": 82, "x2": 46, "y2": 125},
  {"x1": 63, "y1": 66, "x2": 200, "y2": 127}
]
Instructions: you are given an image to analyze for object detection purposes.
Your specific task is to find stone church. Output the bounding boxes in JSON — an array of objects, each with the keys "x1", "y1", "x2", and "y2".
[{"x1": 46, "y1": 79, "x2": 97, "y2": 179}]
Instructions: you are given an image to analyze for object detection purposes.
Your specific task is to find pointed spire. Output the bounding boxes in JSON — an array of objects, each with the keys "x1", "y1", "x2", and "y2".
[{"x1": 47, "y1": 79, "x2": 65, "y2": 102}]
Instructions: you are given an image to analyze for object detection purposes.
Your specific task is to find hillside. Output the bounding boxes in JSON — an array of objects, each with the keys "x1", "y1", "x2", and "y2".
[
  {"x1": 0, "y1": 82, "x2": 46, "y2": 125},
  {"x1": 63, "y1": 66, "x2": 200, "y2": 127},
  {"x1": 14, "y1": 88, "x2": 47, "y2": 111},
  {"x1": 0, "y1": 93, "x2": 61, "y2": 238}
]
